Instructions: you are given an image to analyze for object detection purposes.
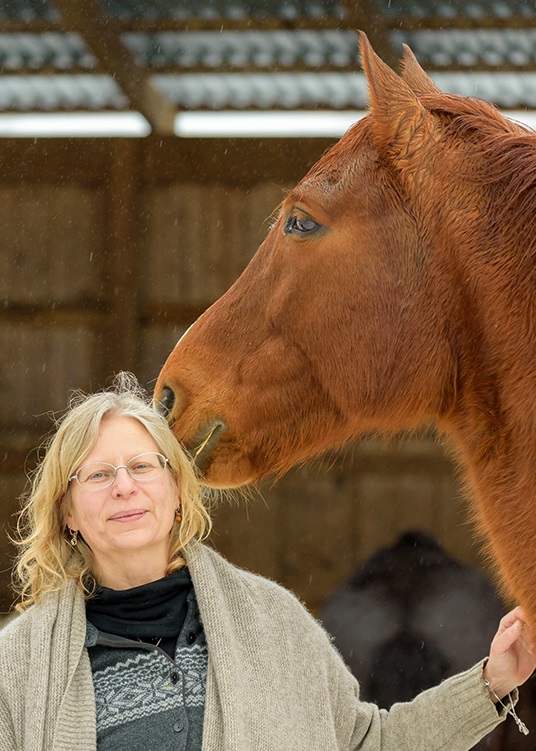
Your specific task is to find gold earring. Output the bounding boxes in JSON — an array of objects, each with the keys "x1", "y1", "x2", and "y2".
[
  {"x1": 68, "y1": 527, "x2": 78, "y2": 547},
  {"x1": 175, "y1": 508, "x2": 182, "y2": 524}
]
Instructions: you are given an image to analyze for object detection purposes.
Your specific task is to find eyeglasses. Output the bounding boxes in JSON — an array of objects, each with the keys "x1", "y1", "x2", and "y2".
[{"x1": 69, "y1": 452, "x2": 169, "y2": 489}]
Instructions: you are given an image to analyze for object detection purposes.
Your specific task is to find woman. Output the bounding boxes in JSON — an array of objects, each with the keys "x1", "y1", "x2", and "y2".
[{"x1": 1, "y1": 373, "x2": 534, "y2": 751}]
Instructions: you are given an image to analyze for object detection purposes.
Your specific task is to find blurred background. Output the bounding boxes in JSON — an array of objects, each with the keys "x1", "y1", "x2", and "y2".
[{"x1": 1, "y1": 0, "x2": 536, "y2": 625}]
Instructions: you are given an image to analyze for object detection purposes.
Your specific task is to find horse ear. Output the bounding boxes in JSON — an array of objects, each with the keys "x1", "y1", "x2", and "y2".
[
  {"x1": 400, "y1": 44, "x2": 441, "y2": 96},
  {"x1": 359, "y1": 31, "x2": 435, "y2": 176}
]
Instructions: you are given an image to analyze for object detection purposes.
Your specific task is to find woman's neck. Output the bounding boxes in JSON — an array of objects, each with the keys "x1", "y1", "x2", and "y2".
[{"x1": 93, "y1": 550, "x2": 169, "y2": 590}]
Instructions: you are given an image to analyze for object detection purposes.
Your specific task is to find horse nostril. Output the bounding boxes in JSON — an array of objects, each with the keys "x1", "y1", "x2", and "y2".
[{"x1": 157, "y1": 386, "x2": 176, "y2": 419}]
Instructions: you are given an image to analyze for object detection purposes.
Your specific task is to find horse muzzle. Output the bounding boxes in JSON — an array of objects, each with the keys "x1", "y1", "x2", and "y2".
[{"x1": 155, "y1": 384, "x2": 226, "y2": 474}]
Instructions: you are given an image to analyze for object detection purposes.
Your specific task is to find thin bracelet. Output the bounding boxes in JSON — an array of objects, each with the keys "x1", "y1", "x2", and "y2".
[{"x1": 483, "y1": 678, "x2": 529, "y2": 735}]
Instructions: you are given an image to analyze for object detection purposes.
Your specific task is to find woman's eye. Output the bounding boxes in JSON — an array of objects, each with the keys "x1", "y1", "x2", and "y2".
[
  {"x1": 88, "y1": 470, "x2": 110, "y2": 481},
  {"x1": 285, "y1": 216, "x2": 320, "y2": 235}
]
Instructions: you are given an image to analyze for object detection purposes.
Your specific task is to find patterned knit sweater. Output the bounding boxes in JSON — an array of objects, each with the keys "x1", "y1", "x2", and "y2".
[
  {"x1": 0, "y1": 545, "x2": 515, "y2": 750},
  {"x1": 85, "y1": 583, "x2": 207, "y2": 751}
]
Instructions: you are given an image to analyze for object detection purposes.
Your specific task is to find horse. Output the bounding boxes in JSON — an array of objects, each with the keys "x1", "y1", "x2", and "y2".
[
  {"x1": 155, "y1": 33, "x2": 536, "y2": 635},
  {"x1": 320, "y1": 530, "x2": 536, "y2": 750}
]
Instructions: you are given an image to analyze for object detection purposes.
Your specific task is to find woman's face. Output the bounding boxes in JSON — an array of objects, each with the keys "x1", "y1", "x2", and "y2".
[{"x1": 65, "y1": 414, "x2": 178, "y2": 586}]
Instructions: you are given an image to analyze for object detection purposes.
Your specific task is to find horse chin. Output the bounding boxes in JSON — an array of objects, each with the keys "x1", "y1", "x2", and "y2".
[
  {"x1": 195, "y1": 450, "x2": 259, "y2": 489},
  {"x1": 178, "y1": 420, "x2": 257, "y2": 488}
]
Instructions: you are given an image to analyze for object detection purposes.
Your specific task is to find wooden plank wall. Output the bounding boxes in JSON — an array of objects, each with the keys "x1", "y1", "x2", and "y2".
[{"x1": 0, "y1": 136, "x2": 491, "y2": 617}]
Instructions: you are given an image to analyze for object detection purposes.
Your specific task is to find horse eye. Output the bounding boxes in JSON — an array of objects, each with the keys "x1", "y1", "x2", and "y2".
[{"x1": 285, "y1": 216, "x2": 320, "y2": 235}]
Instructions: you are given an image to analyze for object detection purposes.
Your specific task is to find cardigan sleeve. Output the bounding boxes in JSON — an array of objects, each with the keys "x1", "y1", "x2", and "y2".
[
  {"x1": 331, "y1": 650, "x2": 514, "y2": 751},
  {"x1": 0, "y1": 689, "x2": 16, "y2": 751}
]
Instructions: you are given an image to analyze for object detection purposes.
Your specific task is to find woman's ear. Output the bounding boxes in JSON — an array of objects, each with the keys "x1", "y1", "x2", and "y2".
[{"x1": 60, "y1": 496, "x2": 78, "y2": 532}]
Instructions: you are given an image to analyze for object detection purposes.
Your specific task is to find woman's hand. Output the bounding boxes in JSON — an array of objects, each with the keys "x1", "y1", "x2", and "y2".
[{"x1": 483, "y1": 606, "x2": 536, "y2": 700}]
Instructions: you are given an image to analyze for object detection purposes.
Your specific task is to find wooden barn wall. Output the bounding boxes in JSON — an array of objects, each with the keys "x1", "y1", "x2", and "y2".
[{"x1": 0, "y1": 136, "x2": 494, "y2": 618}]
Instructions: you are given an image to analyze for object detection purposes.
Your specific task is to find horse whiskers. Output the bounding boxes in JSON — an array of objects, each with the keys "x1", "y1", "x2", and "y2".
[{"x1": 193, "y1": 424, "x2": 221, "y2": 461}]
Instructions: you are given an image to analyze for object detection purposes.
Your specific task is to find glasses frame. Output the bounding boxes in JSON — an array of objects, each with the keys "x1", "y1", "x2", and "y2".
[{"x1": 69, "y1": 452, "x2": 169, "y2": 490}]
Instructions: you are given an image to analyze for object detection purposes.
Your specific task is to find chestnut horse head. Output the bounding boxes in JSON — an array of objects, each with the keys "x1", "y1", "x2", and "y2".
[{"x1": 156, "y1": 35, "x2": 536, "y2": 630}]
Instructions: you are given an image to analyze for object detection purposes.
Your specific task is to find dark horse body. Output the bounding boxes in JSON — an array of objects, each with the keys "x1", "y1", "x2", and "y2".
[
  {"x1": 320, "y1": 532, "x2": 536, "y2": 750},
  {"x1": 156, "y1": 35, "x2": 536, "y2": 633},
  {"x1": 321, "y1": 532, "x2": 505, "y2": 707}
]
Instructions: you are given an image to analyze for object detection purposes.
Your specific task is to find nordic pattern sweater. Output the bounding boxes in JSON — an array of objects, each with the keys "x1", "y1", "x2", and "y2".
[{"x1": 85, "y1": 586, "x2": 206, "y2": 750}]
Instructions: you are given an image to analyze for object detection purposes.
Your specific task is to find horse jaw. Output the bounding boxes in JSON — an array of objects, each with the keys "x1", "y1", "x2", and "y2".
[{"x1": 155, "y1": 324, "x2": 359, "y2": 487}]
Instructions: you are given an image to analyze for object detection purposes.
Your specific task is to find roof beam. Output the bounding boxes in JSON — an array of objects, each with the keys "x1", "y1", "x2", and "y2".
[
  {"x1": 51, "y1": 0, "x2": 175, "y2": 134},
  {"x1": 2, "y1": 12, "x2": 536, "y2": 34}
]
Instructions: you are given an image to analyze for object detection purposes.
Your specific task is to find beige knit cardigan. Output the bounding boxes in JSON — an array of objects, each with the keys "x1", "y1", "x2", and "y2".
[{"x1": 0, "y1": 545, "x2": 511, "y2": 750}]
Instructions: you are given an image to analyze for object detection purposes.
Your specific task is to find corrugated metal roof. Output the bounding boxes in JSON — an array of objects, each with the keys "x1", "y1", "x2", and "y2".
[
  {"x1": 378, "y1": 0, "x2": 536, "y2": 19},
  {"x1": 433, "y1": 71, "x2": 536, "y2": 107},
  {"x1": 3, "y1": 0, "x2": 535, "y2": 23},
  {"x1": 0, "y1": 30, "x2": 362, "y2": 73},
  {"x1": 123, "y1": 30, "x2": 359, "y2": 69},
  {"x1": 97, "y1": 0, "x2": 348, "y2": 21},
  {"x1": 154, "y1": 72, "x2": 368, "y2": 109},
  {"x1": 1, "y1": 69, "x2": 536, "y2": 113},
  {"x1": 0, "y1": 32, "x2": 95, "y2": 70},
  {"x1": 1, "y1": 0, "x2": 536, "y2": 117},
  {"x1": 0, "y1": 0, "x2": 58, "y2": 22},
  {"x1": 0, "y1": 75, "x2": 127, "y2": 110},
  {"x1": 0, "y1": 0, "x2": 348, "y2": 22},
  {"x1": 393, "y1": 29, "x2": 536, "y2": 68},
  {"x1": 154, "y1": 71, "x2": 536, "y2": 110},
  {"x1": 4, "y1": 28, "x2": 536, "y2": 74}
]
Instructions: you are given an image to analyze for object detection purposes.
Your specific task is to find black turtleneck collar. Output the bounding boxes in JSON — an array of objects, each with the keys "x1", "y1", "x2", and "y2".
[{"x1": 85, "y1": 568, "x2": 192, "y2": 641}]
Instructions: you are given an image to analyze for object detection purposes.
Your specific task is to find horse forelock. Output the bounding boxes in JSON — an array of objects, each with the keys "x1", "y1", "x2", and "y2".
[{"x1": 296, "y1": 118, "x2": 372, "y2": 201}]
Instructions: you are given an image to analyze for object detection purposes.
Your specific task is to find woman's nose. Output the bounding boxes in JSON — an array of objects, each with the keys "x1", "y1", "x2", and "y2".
[{"x1": 111, "y1": 466, "x2": 136, "y2": 494}]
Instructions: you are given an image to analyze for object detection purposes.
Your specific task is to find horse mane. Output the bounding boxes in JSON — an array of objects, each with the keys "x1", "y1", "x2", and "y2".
[{"x1": 405, "y1": 94, "x2": 536, "y2": 263}]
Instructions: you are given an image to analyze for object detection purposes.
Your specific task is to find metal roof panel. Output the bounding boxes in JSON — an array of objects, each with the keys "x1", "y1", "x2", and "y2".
[
  {"x1": 378, "y1": 0, "x2": 536, "y2": 20},
  {"x1": 153, "y1": 72, "x2": 368, "y2": 109},
  {"x1": 3, "y1": 0, "x2": 535, "y2": 23},
  {"x1": 4, "y1": 27, "x2": 536, "y2": 75},
  {"x1": 393, "y1": 29, "x2": 536, "y2": 68},
  {"x1": 0, "y1": 0, "x2": 58, "y2": 21},
  {"x1": 0, "y1": 32, "x2": 96, "y2": 70},
  {"x1": 104, "y1": 0, "x2": 347, "y2": 22},
  {"x1": 1, "y1": 70, "x2": 536, "y2": 112},
  {"x1": 0, "y1": 74, "x2": 127, "y2": 110},
  {"x1": 123, "y1": 30, "x2": 360, "y2": 69}
]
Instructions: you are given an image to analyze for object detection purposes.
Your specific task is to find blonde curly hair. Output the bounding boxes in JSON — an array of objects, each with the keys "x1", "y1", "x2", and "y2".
[{"x1": 13, "y1": 372, "x2": 211, "y2": 611}]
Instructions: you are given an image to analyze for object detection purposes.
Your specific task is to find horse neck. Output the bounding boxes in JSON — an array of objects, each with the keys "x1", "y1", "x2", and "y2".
[
  {"x1": 449, "y1": 422, "x2": 536, "y2": 639},
  {"x1": 429, "y1": 177, "x2": 536, "y2": 634},
  {"x1": 420, "y1": 154, "x2": 536, "y2": 428},
  {"x1": 449, "y1": 237, "x2": 536, "y2": 427}
]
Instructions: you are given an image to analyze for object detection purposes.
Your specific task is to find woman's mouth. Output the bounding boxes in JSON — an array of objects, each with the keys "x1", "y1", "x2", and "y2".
[{"x1": 109, "y1": 509, "x2": 147, "y2": 523}]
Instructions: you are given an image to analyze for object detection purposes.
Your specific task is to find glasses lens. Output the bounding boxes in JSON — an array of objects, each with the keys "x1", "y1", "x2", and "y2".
[
  {"x1": 73, "y1": 453, "x2": 168, "y2": 489},
  {"x1": 77, "y1": 463, "x2": 116, "y2": 487},
  {"x1": 126, "y1": 453, "x2": 167, "y2": 481}
]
